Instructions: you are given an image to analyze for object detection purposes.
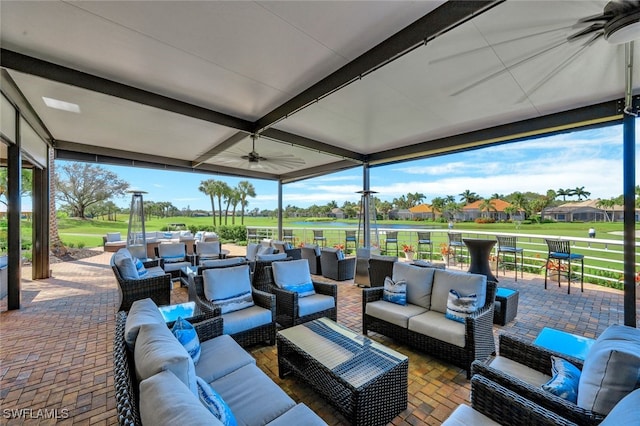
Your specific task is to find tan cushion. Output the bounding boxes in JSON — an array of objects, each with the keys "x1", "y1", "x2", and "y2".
[
  {"x1": 408, "y1": 311, "x2": 466, "y2": 348},
  {"x1": 365, "y1": 300, "x2": 427, "y2": 328},
  {"x1": 442, "y1": 404, "x2": 500, "y2": 426},
  {"x1": 488, "y1": 356, "x2": 551, "y2": 387},
  {"x1": 392, "y1": 262, "x2": 435, "y2": 309}
]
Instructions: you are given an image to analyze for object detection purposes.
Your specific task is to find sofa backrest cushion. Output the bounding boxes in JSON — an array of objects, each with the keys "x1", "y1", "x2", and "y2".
[
  {"x1": 158, "y1": 243, "x2": 186, "y2": 263},
  {"x1": 431, "y1": 269, "x2": 487, "y2": 314},
  {"x1": 139, "y1": 370, "x2": 221, "y2": 426},
  {"x1": 392, "y1": 262, "x2": 435, "y2": 309},
  {"x1": 272, "y1": 259, "x2": 315, "y2": 297},
  {"x1": 256, "y1": 253, "x2": 288, "y2": 262},
  {"x1": 124, "y1": 298, "x2": 165, "y2": 349},
  {"x1": 203, "y1": 265, "x2": 254, "y2": 314},
  {"x1": 106, "y1": 232, "x2": 122, "y2": 242},
  {"x1": 257, "y1": 245, "x2": 275, "y2": 257},
  {"x1": 113, "y1": 248, "x2": 139, "y2": 280},
  {"x1": 246, "y1": 243, "x2": 260, "y2": 261},
  {"x1": 200, "y1": 257, "x2": 245, "y2": 268},
  {"x1": 600, "y1": 388, "x2": 640, "y2": 425},
  {"x1": 577, "y1": 324, "x2": 640, "y2": 414},
  {"x1": 196, "y1": 241, "x2": 220, "y2": 257},
  {"x1": 134, "y1": 322, "x2": 198, "y2": 395}
]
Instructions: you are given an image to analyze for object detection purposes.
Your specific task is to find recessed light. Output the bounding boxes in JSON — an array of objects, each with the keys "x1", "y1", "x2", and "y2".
[{"x1": 42, "y1": 97, "x2": 81, "y2": 113}]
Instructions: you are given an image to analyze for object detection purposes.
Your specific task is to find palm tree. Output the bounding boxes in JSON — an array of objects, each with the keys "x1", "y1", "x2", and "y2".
[
  {"x1": 430, "y1": 197, "x2": 445, "y2": 219},
  {"x1": 510, "y1": 192, "x2": 528, "y2": 219},
  {"x1": 573, "y1": 186, "x2": 591, "y2": 201},
  {"x1": 237, "y1": 180, "x2": 256, "y2": 225},
  {"x1": 459, "y1": 189, "x2": 480, "y2": 204},
  {"x1": 556, "y1": 188, "x2": 571, "y2": 201},
  {"x1": 225, "y1": 187, "x2": 240, "y2": 225},
  {"x1": 406, "y1": 192, "x2": 426, "y2": 207},
  {"x1": 214, "y1": 181, "x2": 230, "y2": 225},
  {"x1": 490, "y1": 193, "x2": 505, "y2": 200},
  {"x1": 198, "y1": 179, "x2": 217, "y2": 226}
]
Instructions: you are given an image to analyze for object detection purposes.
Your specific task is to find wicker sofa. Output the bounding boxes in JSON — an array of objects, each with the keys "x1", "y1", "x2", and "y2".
[
  {"x1": 363, "y1": 262, "x2": 496, "y2": 378},
  {"x1": 113, "y1": 300, "x2": 326, "y2": 426}
]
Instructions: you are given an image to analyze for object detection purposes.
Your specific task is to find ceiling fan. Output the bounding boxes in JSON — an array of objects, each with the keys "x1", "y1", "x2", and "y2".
[
  {"x1": 215, "y1": 134, "x2": 306, "y2": 171},
  {"x1": 445, "y1": 0, "x2": 640, "y2": 98}
]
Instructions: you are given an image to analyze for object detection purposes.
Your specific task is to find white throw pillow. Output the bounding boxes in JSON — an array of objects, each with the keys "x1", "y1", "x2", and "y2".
[
  {"x1": 203, "y1": 265, "x2": 254, "y2": 314},
  {"x1": 445, "y1": 289, "x2": 478, "y2": 323}
]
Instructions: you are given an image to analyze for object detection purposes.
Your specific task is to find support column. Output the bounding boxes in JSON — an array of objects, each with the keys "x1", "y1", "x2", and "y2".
[
  {"x1": 32, "y1": 164, "x2": 50, "y2": 279},
  {"x1": 277, "y1": 181, "x2": 283, "y2": 240},
  {"x1": 7, "y1": 134, "x2": 21, "y2": 310}
]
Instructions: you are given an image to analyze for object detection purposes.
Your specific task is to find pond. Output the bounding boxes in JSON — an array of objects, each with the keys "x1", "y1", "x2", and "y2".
[{"x1": 292, "y1": 221, "x2": 443, "y2": 230}]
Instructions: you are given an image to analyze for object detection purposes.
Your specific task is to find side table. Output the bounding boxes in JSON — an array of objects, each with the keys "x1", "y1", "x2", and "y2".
[
  {"x1": 493, "y1": 287, "x2": 519, "y2": 325},
  {"x1": 533, "y1": 327, "x2": 595, "y2": 361},
  {"x1": 157, "y1": 301, "x2": 211, "y2": 328}
]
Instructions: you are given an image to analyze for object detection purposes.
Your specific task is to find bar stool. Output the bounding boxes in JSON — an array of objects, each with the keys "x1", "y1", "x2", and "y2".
[
  {"x1": 283, "y1": 229, "x2": 295, "y2": 246},
  {"x1": 247, "y1": 228, "x2": 259, "y2": 243},
  {"x1": 447, "y1": 233, "x2": 467, "y2": 266},
  {"x1": 417, "y1": 231, "x2": 432, "y2": 261},
  {"x1": 544, "y1": 238, "x2": 584, "y2": 294},
  {"x1": 345, "y1": 230, "x2": 357, "y2": 254},
  {"x1": 496, "y1": 236, "x2": 524, "y2": 281},
  {"x1": 384, "y1": 231, "x2": 398, "y2": 256},
  {"x1": 313, "y1": 230, "x2": 326, "y2": 247}
]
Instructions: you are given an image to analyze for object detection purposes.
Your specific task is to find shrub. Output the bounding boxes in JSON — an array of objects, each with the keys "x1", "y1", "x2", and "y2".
[
  {"x1": 78, "y1": 242, "x2": 86, "y2": 249},
  {"x1": 474, "y1": 217, "x2": 496, "y2": 224}
]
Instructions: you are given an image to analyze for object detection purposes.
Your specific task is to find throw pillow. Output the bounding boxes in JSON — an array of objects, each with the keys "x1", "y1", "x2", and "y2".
[
  {"x1": 202, "y1": 265, "x2": 254, "y2": 314},
  {"x1": 383, "y1": 276, "x2": 407, "y2": 306},
  {"x1": 336, "y1": 249, "x2": 345, "y2": 260},
  {"x1": 134, "y1": 258, "x2": 148, "y2": 278},
  {"x1": 196, "y1": 376, "x2": 238, "y2": 426},
  {"x1": 171, "y1": 317, "x2": 201, "y2": 365},
  {"x1": 542, "y1": 356, "x2": 581, "y2": 403},
  {"x1": 445, "y1": 289, "x2": 478, "y2": 323},
  {"x1": 114, "y1": 250, "x2": 139, "y2": 280},
  {"x1": 272, "y1": 259, "x2": 316, "y2": 297}
]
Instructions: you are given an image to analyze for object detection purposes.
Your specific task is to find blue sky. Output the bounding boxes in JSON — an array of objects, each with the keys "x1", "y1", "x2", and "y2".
[{"x1": 57, "y1": 123, "x2": 636, "y2": 212}]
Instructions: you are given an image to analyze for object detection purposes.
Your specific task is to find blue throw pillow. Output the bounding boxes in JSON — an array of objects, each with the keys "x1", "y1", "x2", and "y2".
[
  {"x1": 196, "y1": 377, "x2": 237, "y2": 426},
  {"x1": 283, "y1": 282, "x2": 316, "y2": 297},
  {"x1": 445, "y1": 289, "x2": 478, "y2": 323},
  {"x1": 134, "y1": 258, "x2": 148, "y2": 278},
  {"x1": 171, "y1": 317, "x2": 201, "y2": 364},
  {"x1": 383, "y1": 276, "x2": 407, "y2": 305},
  {"x1": 542, "y1": 356, "x2": 581, "y2": 403},
  {"x1": 336, "y1": 249, "x2": 345, "y2": 260}
]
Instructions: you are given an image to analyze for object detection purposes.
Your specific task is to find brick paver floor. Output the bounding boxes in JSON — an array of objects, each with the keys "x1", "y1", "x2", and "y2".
[{"x1": 1, "y1": 245, "x2": 638, "y2": 425}]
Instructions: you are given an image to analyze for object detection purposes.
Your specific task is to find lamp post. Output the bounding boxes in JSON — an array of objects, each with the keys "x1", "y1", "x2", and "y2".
[{"x1": 127, "y1": 190, "x2": 147, "y2": 259}]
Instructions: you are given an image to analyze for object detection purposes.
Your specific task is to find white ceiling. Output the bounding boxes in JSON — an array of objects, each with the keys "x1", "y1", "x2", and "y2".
[{"x1": 1, "y1": 0, "x2": 638, "y2": 182}]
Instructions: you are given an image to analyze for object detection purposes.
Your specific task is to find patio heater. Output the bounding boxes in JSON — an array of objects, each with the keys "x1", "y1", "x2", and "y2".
[
  {"x1": 126, "y1": 190, "x2": 147, "y2": 260},
  {"x1": 354, "y1": 190, "x2": 380, "y2": 287}
]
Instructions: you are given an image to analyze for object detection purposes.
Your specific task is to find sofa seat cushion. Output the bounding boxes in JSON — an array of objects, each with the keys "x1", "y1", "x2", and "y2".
[
  {"x1": 442, "y1": 404, "x2": 500, "y2": 426},
  {"x1": 162, "y1": 260, "x2": 192, "y2": 273},
  {"x1": 365, "y1": 300, "x2": 427, "y2": 329},
  {"x1": 577, "y1": 324, "x2": 640, "y2": 414},
  {"x1": 134, "y1": 323, "x2": 198, "y2": 395},
  {"x1": 211, "y1": 363, "x2": 296, "y2": 426},
  {"x1": 600, "y1": 388, "x2": 640, "y2": 425},
  {"x1": 298, "y1": 293, "x2": 335, "y2": 317},
  {"x1": 124, "y1": 298, "x2": 165, "y2": 349},
  {"x1": 431, "y1": 269, "x2": 487, "y2": 314},
  {"x1": 266, "y1": 403, "x2": 327, "y2": 426},
  {"x1": 139, "y1": 370, "x2": 221, "y2": 426},
  {"x1": 408, "y1": 311, "x2": 466, "y2": 348},
  {"x1": 195, "y1": 334, "x2": 256, "y2": 383},
  {"x1": 222, "y1": 305, "x2": 272, "y2": 336},
  {"x1": 488, "y1": 356, "x2": 551, "y2": 387},
  {"x1": 392, "y1": 262, "x2": 435, "y2": 309}
]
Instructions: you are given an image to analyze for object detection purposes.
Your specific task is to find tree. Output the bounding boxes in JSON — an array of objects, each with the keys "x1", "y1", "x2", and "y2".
[
  {"x1": 478, "y1": 198, "x2": 496, "y2": 218},
  {"x1": 224, "y1": 187, "x2": 240, "y2": 225},
  {"x1": 459, "y1": 189, "x2": 480, "y2": 204},
  {"x1": 573, "y1": 186, "x2": 591, "y2": 201},
  {"x1": 556, "y1": 188, "x2": 571, "y2": 201},
  {"x1": 198, "y1": 179, "x2": 217, "y2": 226},
  {"x1": 55, "y1": 163, "x2": 129, "y2": 218},
  {"x1": 214, "y1": 181, "x2": 231, "y2": 225},
  {"x1": 406, "y1": 192, "x2": 426, "y2": 207},
  {"x1": 237, "y1": 180, "x2": 256, "y2": 225},
  {"x1": 0, "y1": 168, "x2": 33, "y2": 206}
]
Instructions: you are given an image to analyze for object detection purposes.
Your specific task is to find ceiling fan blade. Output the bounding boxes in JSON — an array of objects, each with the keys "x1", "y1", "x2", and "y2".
[
  {"x1": 577, "y1": 12, "x2": 611, "y2": 24},
  {"x1": 567, "y1": 23, "x2": 605, "y2": 41}
]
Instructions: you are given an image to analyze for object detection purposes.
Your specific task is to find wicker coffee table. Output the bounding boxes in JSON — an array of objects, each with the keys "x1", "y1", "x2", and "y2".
[{"x1": 277, "y1": 317, "x2": 408, "y2": 426}]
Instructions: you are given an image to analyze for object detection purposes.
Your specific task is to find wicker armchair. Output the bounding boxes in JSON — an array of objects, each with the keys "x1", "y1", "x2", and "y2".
[
  {"x1": 300, "y1": 245, "x2": 322, "y2": 275},
  {"x1": 251, "y1": 257, "x2": 292, "y2": 292},
  {"x1": 320, "y1": 247, "x2": 356, "y2": 281},
  {"x1": 111, "y1": 256, "x2": 171, "y2": 311},
  {"x1": 443, "y1": 375, "x2": 578, "y2": 426},
  {"x1": 190, "y1": 274, "x2": 276, "y2": 347},
  {"x1": 266, "y1": 264, "x2": 337, "y2": 328},
  {"x1": 471, "y1": 334, "x2": 605, "y2": 425}
]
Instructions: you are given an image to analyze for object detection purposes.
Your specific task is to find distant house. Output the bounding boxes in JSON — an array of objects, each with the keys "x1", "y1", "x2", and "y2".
[
  {"x1": 409, "y1": 203, "x2": 434, "y2": 220},
  {"x1": 542, "y1": 200, "x2": 639, "y2": 222},
  {"x1": 0, "y1": 204, "x2": 33, "y2": 220},
  {"x1": 461, "y1": 199, "x2": 517, "y2": 221},
  {"x1": 389, "y1": 208, "x2": 412, "y2": 220},
  {"x1": 328, "y1": 207, "x2": 345, "y2": 219}
]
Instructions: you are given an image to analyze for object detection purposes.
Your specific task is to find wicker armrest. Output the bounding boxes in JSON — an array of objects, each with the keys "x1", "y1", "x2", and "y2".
[
  {"x1": 362, "y1": 287, "x2": 384, "y2": 303},
  {"x1": 470, "y1": 375, "x2": 578, "y2": 426},
  {"x1": 471, "y1": 361, "x2": 605, "y2": 425},
  {"x1": 252, "y1": 288, "x2": 276, "y2": 312},
  {"x1": 312, "y1": 281, "x2": 337, "y2": 297},
  {"x1": 499, "y1": 334, "x2": 585, "y2": 374},
  {"x1": 192, "y1": 297, "x2": 223, "y2": 318},
  {"x1": 193, "y1": 317, "x2": 224, "y2": 342}
]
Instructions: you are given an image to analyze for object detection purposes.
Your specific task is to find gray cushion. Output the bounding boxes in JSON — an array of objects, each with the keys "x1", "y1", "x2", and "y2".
[
  {"x1": 203, "y1": 265, "x2": 254, "y2": 314},
  {"x1": 600, "y1": 388, "x2": 640, "y2": 425},
  {"x1": 134, "y1": 322, "x2": 198, "y2": 395},
  {"x1": 488, "y1": 356, "x2": 552, "y2": 387},
  {"x1": 431, "y1": 269, "x2": 486, "y2": 314},
  {"x1": 392, "y1": 262, "x2": 435, "y2": 309},
  {"x1": 162, "y1": 260, "x2": 192, "y2": 272},
  {"x1": 257, "y1": 245, "x2": 275, "y2": 256},
  {"x1": 196, "y1": 241, "x2": 220, "y2": 258},
  {"x1": 442, "y1": 404, "x2": 500, "y2": 426},
  {"x1": 408, "y1": 311, "x2": 466, "y2": 347},
  {"x1": 256, "y1": 253, "x2": 288, "y2": 261},
  {"x1": 124, "y1": 298, "x2": 165, "y2": 349},
  {"x1": 577, "y1": 324, "x2": 640, "y2": 414},
  {"x1": 365, "y1": 300, "x2": 427, "y2": 328},
  {"x1": 221, "y1": 305, "x2": 272, "y2": 335},
  {"x1": 195, "y1": 335, "x2": 256, "y2": 383},
  {"x1": 272, "y1": 259, "x2": 313, "y2": 289},
  {"x1": 106, "y1": 232, "x2": 122, "y2": 242},
  {"x1": 266, "y1": 403, "x2": 327, "y2": 426},
  {"x1": 114, "y1": 249, "x2": 138, "y2": 279},
  {"x1": 158, "y1": 243, "x2": 186, "y2": 262},
  {"x1": 298, "y1": 293, "x2": 335, "y2": 317},
  {"x1": 145, "y1": 266, "x2": 167, "y2": 278},
  {"x1": 246, "y1": 243, "x2": 260, "y2": 262},
  {"x1": 139, "y1": 370, "x2": 221, "y2": 426},
  {"x1": 201, "y1": 257, "x2": 245, "y2": 268},
  {"x1": 211, "y1": 364, "x2": 296, "y2": 426}
]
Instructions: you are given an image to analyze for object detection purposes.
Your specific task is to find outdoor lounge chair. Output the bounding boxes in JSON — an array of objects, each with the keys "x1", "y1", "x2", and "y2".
[
  {"x1": 300, "y1": 244, "x2": 322, "y2": 275},
  {"x1": 320, "y1": 247, "x2": 355, "y2": 281},
  {"x1": 110, "y1": 252, "x2": 171, "y2": 311}
]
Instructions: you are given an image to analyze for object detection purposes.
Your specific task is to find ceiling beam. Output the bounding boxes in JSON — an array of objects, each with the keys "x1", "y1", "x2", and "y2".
[
  {"x1": 261, "y1": 128, "x2": 365, "y2": 162},
  {"x1": 278, "y1": 160, "x2": 361, "y2": 184},
  {"x1": 367, "y1": 99, "x2": 625, "y2": 165},
  {"x1": 254, "y1": 0, "x2": 504, "y2": 133},
  {"x1": 0, "y1": 49, "x2": 255, "y2": 133}
]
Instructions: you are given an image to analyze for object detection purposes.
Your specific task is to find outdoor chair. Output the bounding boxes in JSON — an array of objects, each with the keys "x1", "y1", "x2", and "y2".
[
  {"x1": 384, "y1": 231, "x2": 399, "y2": 255},
  {"x1": 417, "y1": 231, "x2": 433, "y2": 261},
  {"x1": 300, "y1": 244, "x2": 322, "y2": 275},
  {"x1": 345, "y1": 230, "x2": 357, "y2": 254},
  {"x1": 544, "y1": 239, "x2": 584, "y2": 294},
  {"x1": 191, "y1": 265, "x2": 276, "y2": 347},
  {"x1": 320, "y1": 247, "x2": 356, "y2": 281},
  {"x1": 447, "y1": 232, "x2": 467, "y2": 266},
  {"x1": 110, "y1": 250, "x2": 171, "y2": 311},
  {"x1": 282, "y1": 229, "x2": 295, "y2": 246},
  {"x1": 312, "y1": 230, "x2": 326, "y2": 247},
  {"x1": 246, "y1": 228, "x2": 260, "y2": 243},
  {"x1": 496, "y1": 236, "x2": 524, "y2": 281},
  {"x1": 155, "y1": 242, "x2": 192, "y2": 281},
  {"x1": 266, "y1": 259, "x2": 337, "y2": 328},
  {"x1": 271, "y1": 240, "x2": 302, "y2": 260},
  {"x1": 251, "y1": 255, "x2": 292, "y2": 292},
  {"x1": 194, "y1": 240, "x2": 223, "y2": 264}
]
